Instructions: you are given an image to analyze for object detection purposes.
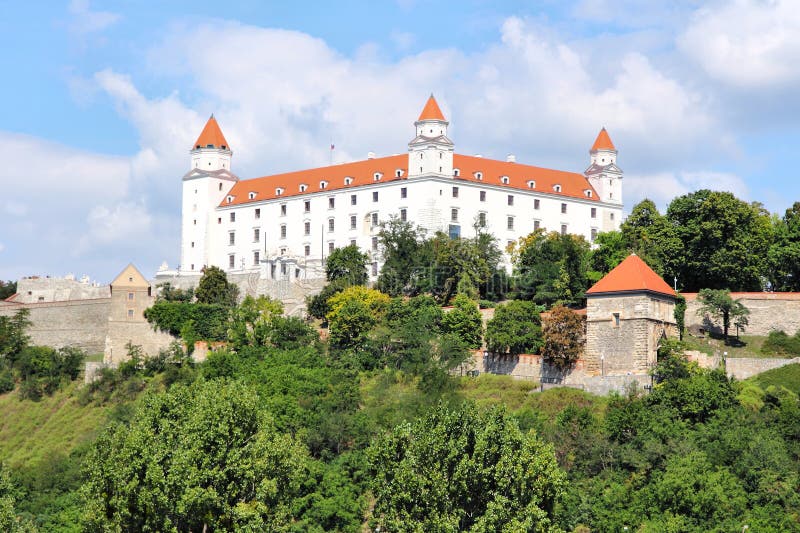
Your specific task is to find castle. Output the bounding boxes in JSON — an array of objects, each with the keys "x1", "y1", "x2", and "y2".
[{"x1": 173, "y1": 95, "x2": 624, "y2": 281}]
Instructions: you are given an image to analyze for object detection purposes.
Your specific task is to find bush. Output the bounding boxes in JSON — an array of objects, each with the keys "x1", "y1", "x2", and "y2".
[
  {"x1": 762, "y1": 330, "x2": 800, "y2": 356},
  {"x1": 0, "y1": 369, "x2": 14, "y2": 394}
]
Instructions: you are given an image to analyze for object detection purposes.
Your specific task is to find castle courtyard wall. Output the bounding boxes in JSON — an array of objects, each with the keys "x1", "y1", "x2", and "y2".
[{"x1": 685, "y1": 292, "x2": 800, "y2": 336}]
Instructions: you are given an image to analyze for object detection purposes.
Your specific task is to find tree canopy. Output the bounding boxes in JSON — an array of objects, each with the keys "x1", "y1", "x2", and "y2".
[
  {"x1": 485, "y1": 300, "x2": 544, "y2": 355},
  {"x1": 195, "y1": 265, "x2": 240, "y2": 307}
]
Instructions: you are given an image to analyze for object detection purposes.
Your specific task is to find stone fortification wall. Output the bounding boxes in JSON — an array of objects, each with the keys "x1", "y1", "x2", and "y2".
[
  {"x1": 685, "y1": 292, "x2": 800, "y2": 336},
  {"x1": 13, "y1": 277, "x2": 109, "y2": 303},
  {"x1": 0, "y1": 299, "x2": 111, "y2": 354},
  {"x1": 725, "y1": 357, "x2": 800, "y2": 380},
  {"x1": 105, "y1": 321, "x2": 176, "y2": 365}
]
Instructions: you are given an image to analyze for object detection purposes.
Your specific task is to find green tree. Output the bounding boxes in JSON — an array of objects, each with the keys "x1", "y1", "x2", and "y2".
[
  {"x1": 0, "y1": 309, "x2": 30, "y2": 362},
  {"x1": 767, "y1": 202, "x2": 800, "y2": 291},
  {"x1": 376, "y1": 216, "x2": 431, "y2": 296},
  {"x1": 696, "y1": 288, "x2": 750, "y2": 343},
  {"x1": 227, "y1": 295, "x2": 284, "y2": 348},
  {"x1": 325, "y1": 244, "x2": 369, "y2": 286},
  {"x1": 156, "y1": 282, "x2": 194, "y2": 302},
  {"x1": 589, "y1": 230, "x2": 628, "y2": 274},
  {"x1": 674, "y1": 294, "x2": 686, "y2": 340},
  {"x1": 542, "y1": 305, "x2": 585, "y2": 368},
  {"x1": 326, "y1": 286, "x2": 391, "y2": 349},
  {"x1": 369, "y1": 402, "x2": 566, "y2": 532},
  {"x1": 441, "y1": 294, "x2": 483, "y2": 349},
  {"x1": 82, "y1": 380, "x2": 310, "y2": 531},
  {"x1": 0, "y1": 281, "x2": 16, "y2": 301},
  {"x1": 485, "y1": 300, "x2": 543, "y2": 355},
  {"x1": 194, "y1": 265, "x2": 240, "y2": 306},
  {"x1": 665, "y1": 190, "x2": 773, "y2": 291}
]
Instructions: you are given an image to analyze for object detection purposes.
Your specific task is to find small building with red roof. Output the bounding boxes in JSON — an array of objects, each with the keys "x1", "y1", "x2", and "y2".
[{"x1": 584, "y1": 254, "x2": 678, "y2": 377}]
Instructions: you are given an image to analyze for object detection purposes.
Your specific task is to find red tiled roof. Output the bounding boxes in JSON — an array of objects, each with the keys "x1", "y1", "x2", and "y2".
[
  {"x1": 220, "y1": 153, "x2": 599, "y2": 207},
  {"x1": 587, "y1": 254, "x2": 675, "y2": 297},
  {"x1": 418, "y1": 95, "x2": 446, "y2": 121},
  {"x1": 590, "y1": 128, "x2": 615, "y2": 151},
  {"x1": 194, "y1": 115, "x2": 229, "y2": 150}
]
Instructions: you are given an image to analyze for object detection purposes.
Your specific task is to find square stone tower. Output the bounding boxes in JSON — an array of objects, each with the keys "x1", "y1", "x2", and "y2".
[{"x1": 584, "y1": 254, "x2": 678, "y2": 376}]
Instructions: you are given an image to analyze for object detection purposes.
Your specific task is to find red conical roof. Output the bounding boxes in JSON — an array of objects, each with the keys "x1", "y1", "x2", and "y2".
[
  {"x1": 590, "y1": 127, "x2": 615, "y2": 151},
  {"x1": 193, "y1": 114, "x2": 229, "y2": 150},
  {"x1": 587, "y1": 254, "x2": 675, "y2": 297},
  {"x1": 418, "y1": 94, "x2": 446, "y2": 121}
]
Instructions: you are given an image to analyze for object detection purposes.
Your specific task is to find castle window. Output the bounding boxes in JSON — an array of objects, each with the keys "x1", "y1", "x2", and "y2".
[
  {"x1": 230, "y1": 212, "x2": 236, "y2": 222},
  {"x1": 534, "y1": 220, "x2": 540, "y2": 230},
  {"x1": 400, "y1": 208, "x2": 407, "y2": 222},
  {"x1": 613, "y1": 313, "x2": 620, "y2": 327},
  {"x1": 373, "y1": 191, "x2": 379, "y2": 202},
  {"x1": 305, "y1": 221, "x2": 311, "y2": 235},
  {"x1": 591, "y1": 207, "x2": 597, "y2": 218},
  {"x1": 609, "y1": 192, "x2": 614, "y2": 199},
  {"x1": 501, "y1": 176, "x2": 509, "y2": 185},
  {"x1": 275, "y1": 187, "x2": 283, "y2": 196},
  {"x1": 534, "y1": 199, "x2": 540, "y2": 209},
  {"x1": 300, "y1": 184, "x2": 308, "y2": 192},
  {"x1": 253, "y1": 228, "x2": 260, "y2": 242},
  {"x1": 474, "y1": 171, "x2": 483, "y2": 180},
  {"x1": 454, "y1": 168, "x2": 460, "y2": 177},
  {"x1": 350, "y1": 239, "x2": 356, "y2": 246},
  {"x1": 527, "y1": 180, "x2": 536, "y2": 189},
  {"x1": 329, "y1": 197, "x2": 335, "y2": 209},
  {"x1": 304, "y1": 200, "x2": 311, "y2": 213},
  {"x1": 480, "y1": 190, "x2": 486, "y2": 202},
  {"x1": 280, "y1": 225, "x2": 287, "y2": 239},
  {"x1": 591, "y1": 228, "x2": 598, "y2": 241},
  {"x1": 255, "y1": 208, "x2": 261, "y2": 219},
  {"x1": 253, "y1": 251, "x2": 260, "y2": 265},
  {"x1": 328, "y1": 218, "x2": 335, "y2": 232},
  {"x1": 561, "y1": 203, "x2": 567, "y2": 214},
  {"x1": 226, "y1": 196, "x2": 233, "y2": 204},
  {"x1": 329, "y1": 242, "x2": 335, "y2": 253},
  {"x1": 351, "y1": 194, "x2": 357, "y2": 205},
  {"x1": 451, "y1": 208, "x2": 459, "y2": 222},
  {"x1": 229, "y1": 232, "x2": 235, "y2": 245},
  {"x1": 304, "y1": 245, "x2": 310, "y2": 256},
  {"x1": 452, "y1": 186, "x2": 459, "y2": 198},
  {"x1": 372, "y1": 236, "x2": 379, "y2": 251},
  {"x1": 554, "y1": 184, "x2": 562, "y2": 192},
  {"x1": 610, "y1": 213, "x2": 615, "y2": 220},
  {"x1": 507, "y1": 216, "x2": 514, "y2": 230},
  {"x1": 218, "y1": 217, "x2": 222, "y2": 224},
  {"x1": 401, "y1": 187, "x2": 407, "y2": 199},
  {"x1": 344, "y1": 177, "x2": 353, "y2": 185},
  {"x1": 320, "y1": 180, "x2": 328, "y2": 189},
  {"x1": 128, "y1": 292, "x2": 134, "y2": 301},
  {"x1": 193, "y1": 219, "x2": 196, "y2": 225},
  {"x1": 191, "y1": 242, "x2": 195, "y2": 248},
  {"x1": 585, "y1": 190, "x2": 593, "y2": 198},
  {"x1": 374, "y1": 172, "x2": 383, "y2": 181},
  {"x1": 478, "y1": 212, "x2": 486, "y2": 227},
  {"x1": 219, "y1": 183, "x2": 223, "y2": 191},
  {"x1": 395, "y1": 169, "x2": 403, "y2": 177},
  {"x1": 561, "y1": 224, "x2": 567, "y2": 235},
  {"x1": 372, "y1": 262, "x2": 378, "y2": 276},
  {"x1": 371, "y1": 213, "x2": 378, "y2": 226},
  {"x1": 248, "y1": 192, "x2": 256, "y2": 200},
  {"x1": 127, "y1": 309, "x2": 134, "y2": 319},
  {"x1": 281, "y1": 204, "x2": 287, "y2": 216},
  {"x1": 350, "y1": 215, "x2": 357, "y2": 229},
  {"x1": 507, "y1": 195, "x2": 514, "y2": 206},
  {"x1": 229, "y1": 254, "x2": 235, "y2": 269}
]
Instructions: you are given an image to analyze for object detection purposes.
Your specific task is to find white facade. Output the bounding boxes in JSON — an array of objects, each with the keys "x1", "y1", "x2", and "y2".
[{"x1": 178, "y1": 98, "x2": 624, "y2": 281}]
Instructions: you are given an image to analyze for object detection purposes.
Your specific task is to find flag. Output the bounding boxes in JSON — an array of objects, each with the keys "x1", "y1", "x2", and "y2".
[{"x1": 330, "y1": 143, "x2": 335, "y2": 150}]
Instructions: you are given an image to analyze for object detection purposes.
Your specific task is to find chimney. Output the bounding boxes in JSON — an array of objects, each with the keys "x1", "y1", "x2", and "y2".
[
  {"x1": 506, "y1": 154, "x2": 516, "y2": 163},
  {"x1": 367, "y1": 151, "x2": 375, "y2": 159}
]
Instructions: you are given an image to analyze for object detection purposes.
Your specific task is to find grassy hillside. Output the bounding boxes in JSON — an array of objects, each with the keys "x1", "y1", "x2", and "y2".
[
  {"x1": 0, "y1": 381, "x2": 110, "y2": 469},
  {"x1": 747, "y1": 363, "x2": 800, "y2": 395}
]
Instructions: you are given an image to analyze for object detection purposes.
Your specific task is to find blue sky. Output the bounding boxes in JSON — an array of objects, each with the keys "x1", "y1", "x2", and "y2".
[{"x1": 2, "y1": 0, "x2": 800, "y2": 282}]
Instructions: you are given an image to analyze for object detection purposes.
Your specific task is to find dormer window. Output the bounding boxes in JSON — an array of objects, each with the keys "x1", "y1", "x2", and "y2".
[
  {"x1": 275, "y1": 188, "x2": 284, "y2": 196},
  {"x1": 248, "y1": 192, "x2": 257, "y2": 200},
  {"x1": 226, "y1": 195, "x2": 233, "y2": 204},
  {"x1": 299, "y1": 184, "x2": 308, "y2": 192},
  {"x1": 344, "y1": 176, "x2": 353, "y2": 185},
  {"x1": 553, "y1": 184, "x2": 562, "y2": 193},
  {"x1": 585, "y1": 190, "x2": 593, "y2": 198},
  {"x1": 454, "y1": 168, "x2": 460, "y2": 177},
  {"x1": 527, "y1": 180, "x2": 536, "y2": 189},
  {"x1": 500, "y1": 176, "x2": 509, "y2": 185},
  {"x1": 474, "y1": 171, "x2": 483, "y2": 181},
  {"x1": 395, "y1": 169, "x2": 403, "y2": 177},
  {"x1": 319, "y1": 180, "x2": 328, "y2": 189},
  {"x1": 373, "y1": 172, "x2": 383, "y2": 181}
]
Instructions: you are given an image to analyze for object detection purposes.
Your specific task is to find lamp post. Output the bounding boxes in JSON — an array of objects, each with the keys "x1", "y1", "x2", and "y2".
[{"x1": 600, "y1": 354, "x2": 605, "y2": 377}]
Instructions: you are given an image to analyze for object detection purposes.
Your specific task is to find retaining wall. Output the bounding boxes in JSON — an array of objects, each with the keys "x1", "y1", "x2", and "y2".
[{"x1": 685, "y1": 292, "x2": 800, "y2": 336}]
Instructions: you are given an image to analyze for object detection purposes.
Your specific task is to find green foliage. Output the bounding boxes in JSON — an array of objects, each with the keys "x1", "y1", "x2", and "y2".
[
  {"x1": 376, "y1": 216, "x2": 431, "y2": 296},
  {"x1": 369, "y1": 402, "x2": 566, "y2": 531},
  {"x1": 82, "y1": 380, "x2": 311, "y2": 531},
  {"x1": 441, "y1": 294, "x2": 483, "y2": 349},
  {"x1": 0, "y1": 309, "x2": 31, "y2": 361},
  {"x1": 227, "y1": 295, "x2": 284, "y2": 347},
  {"x1": 762, "y1": 330, "x2": 800, "y2": 356},
  {"x1": 325, "y1": 244, "x2": 369, "y2": 286},
  {"x1": 697, "y1": 288, "x2": 751, "y2": 343},
  {"x1": 155, "y1": 281, "x2": 194, "y2": 302},
  {"x1": 512, "y1": 230, "x2": 591, "y2": 306},
  {"x1": 0, "y1": 280, "x2": 17, "y2": 301},
  {"x1": 485, "y1": 300, "x2": 543, "y2": 355},
  {"x1": 306, "y1": 277, "x2": 349, "y2": 321},
  {"x1": 194, "y1": 265, "x2": 240, "y2": 306},
  {"x1": 144, "y1": 301, "x2": 230, "y2": 341},
  {"x1": 326, "y1": 286, "x2": 390, "y2": 350},
  {"x1": 674, "y1": 294, "x2": 686, "y2": 340},
  {"x1": 13, "y1": 346, "x2": 85, "y2": 400},
  {"x1": 767, "y1": 202, "x2": 800, "y2": 291},
  {"x1": 542, "y1": 305, "x2": 585, "y2": 368},
  {"x1": 749, "y1": 363, "x2": 800, "y2": 395}
]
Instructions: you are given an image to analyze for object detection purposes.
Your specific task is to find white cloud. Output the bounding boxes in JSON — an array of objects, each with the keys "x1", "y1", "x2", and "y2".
[
  {"x1": 626, "y1": 170, "x2": 749, "y2": 212},
  {"x1": 679, "y1": 0, "x2": 800, "y2": 88},
  {"x1": 68, "y1": 0, "x2": 121, "y2": 35},
  {"x1": 76, "y1": 201, "x2": 153, "y2": 254}
]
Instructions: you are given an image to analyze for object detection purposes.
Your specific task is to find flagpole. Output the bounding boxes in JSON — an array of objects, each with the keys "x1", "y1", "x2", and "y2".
[{"x1": 330, "y1": 138, "x2": 334, "y2": 166}]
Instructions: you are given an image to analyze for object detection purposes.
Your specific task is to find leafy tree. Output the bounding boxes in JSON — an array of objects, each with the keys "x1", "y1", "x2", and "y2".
[
  {"x1": 326, "y1": 286, "x2": 391, "y2": 349},
  {"x1": 696, "y1": 288, "x2": 750, "y2": 343},
  {"x1": 0, "y1": 309, "x2": 30, "y2": 362},
  {"x1": 82, "y1": 380, "x2": 310, "y2": 531},
  {"x1": 376, "y1": 216, "x2": 431, "y2": 296},
  {"x1": 542, "y1": 305, "x2": 585, "y2": 368},
  {"x1": 665, "y1": 190, "x2": 773, "y2": 291},
  {"x1": 194, "y1": 265, "x2": 240, "y2": 306},
  {"x1": 512, "y1": 230, "x2": 591, "y2": 306},
  {"x1": 0, "y1": 280, "x2": 16, "y2": 301},
  {"x1": 369, "y1": 402, "x2": 566, "y2": 531},
  {"x1": 485, "y1": 300, "x2": 543, "y2": 355},
  {"x1": 589, "y1": 230, "x2": 628, "y2": 274},
  {"x1": 1, "y1": 464, "x2": 37, "y2": 532},
  {"x1": 144, "y1": 301, "x2": 230, "y2": 341},
  {"x1": 306, "y1": 278, "x2": 349, "y2": 321},
  {"x1": 227, "y1": 295, "x2": 284, "y2": 348},
  {"x1": 767, "y1": 201, "x2": 800, "y2": 291},
  {"x1": 155, "y1": 282, "x2": 194, "y2": 302},
  {"x1": 325, "y1": 244, "x2": 369, "y2": 286},
  {"x1": 441, "y1": 294, "x2": 483, "y2": 349},
  {"x1": 673, "y1": 294, "x2": 686, "y2": 340}
]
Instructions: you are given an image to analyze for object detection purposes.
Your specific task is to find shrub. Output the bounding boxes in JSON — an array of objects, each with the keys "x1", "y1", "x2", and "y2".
[{"x1": 762, "y1": 330, "x2": 800, "y2": 356}]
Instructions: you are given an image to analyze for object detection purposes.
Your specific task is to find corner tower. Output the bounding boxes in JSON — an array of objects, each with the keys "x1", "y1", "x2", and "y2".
[
  {"x1": 407, "y1": 94, "x2": 454, "y2": 178},
  {"x1": 180, "y1": 115, "x2": 238, "y2": 274},
  {"x1": 584, "y1": 128, "x2": 623, "y2": 205}
]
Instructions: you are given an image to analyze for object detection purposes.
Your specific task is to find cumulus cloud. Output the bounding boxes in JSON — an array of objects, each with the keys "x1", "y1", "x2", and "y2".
[
  {"x1": 68, "y1": 0, "x2": 121, "y2": 35},
  {"x1": 679, "y1": 0, "x2": 800, "y2": 88},
  {"x1": 626, "y1": 170, "x2": 749, "y2": 212},
  {"x1": 76, "y1": 201, "x2": 154, "y2": 254}
]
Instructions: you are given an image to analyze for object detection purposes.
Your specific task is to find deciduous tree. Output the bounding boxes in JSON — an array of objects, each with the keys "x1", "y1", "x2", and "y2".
[
  {"x1": 696, "y1": 288, "x2": 750, "y2": 343},
  {"x1": 485, "y1": 300, "x2": 543, "y2": 355},
  {"x1": 542, "y1": 305, "x2": 585, "y2": 368},
  {"x1": 194, "y1": 265, "x2": 240, "y2": 307}
]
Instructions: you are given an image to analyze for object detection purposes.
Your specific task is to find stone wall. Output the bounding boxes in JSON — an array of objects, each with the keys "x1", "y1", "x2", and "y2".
[
  {"x1": 685, "y1": 292, "x2": 800, "y2": 336},
  {"x1": 13, "y1": 277, "x2": 109, "y2": 303},
  {"x1": 0, "y1": 299, "x2": 111, "y2": 354},
  {"x1": 725, "y1": 357, "x2": 800, "y2": 380}
]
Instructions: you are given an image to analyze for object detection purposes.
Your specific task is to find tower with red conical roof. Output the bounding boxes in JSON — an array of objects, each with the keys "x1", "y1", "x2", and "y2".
[
  {"x1": 181, "y1": 115, "x2": 239, "y2": 274},
  {"x1": 407, "y1": 94, "x2": 454, "y2": 178},
  {"x1": 584, "y1": 127, "x2": 623, "y2": 219}
]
